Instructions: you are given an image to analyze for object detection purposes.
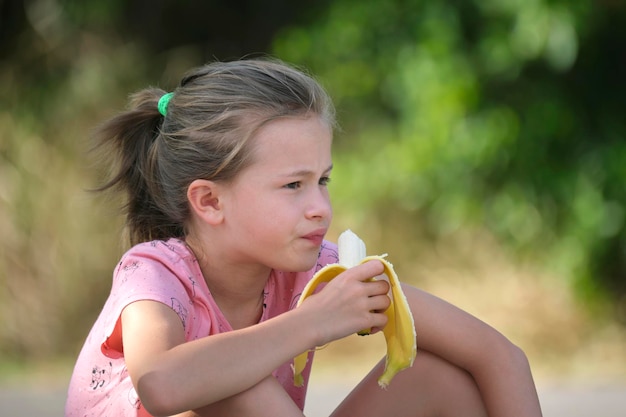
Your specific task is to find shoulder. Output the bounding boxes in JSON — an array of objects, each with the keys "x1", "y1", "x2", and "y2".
[
  {"x1": 116, "y1": 238, "x2": 195, "y2": 273},
  {"x1": 121, "y1": 238, "x2": 193, "y2": 262},
  {"x1": 109, "y1": 239, "x2": 204, "y2": 327},
  {"x1": 112, "y1": 238, "x2": 200, "y2": 291}
]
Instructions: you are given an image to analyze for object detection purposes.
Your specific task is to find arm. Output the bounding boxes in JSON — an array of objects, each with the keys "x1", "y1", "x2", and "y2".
[
  {"x1": 122, "y1": 260, "x2": 390, "y2": 416},
  {"x1": 403, "y1": 285, "x2": 542, "y2": 417}
]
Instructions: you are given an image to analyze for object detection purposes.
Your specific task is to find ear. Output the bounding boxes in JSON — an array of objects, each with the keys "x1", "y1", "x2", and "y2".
[{"x1": 187, "y1": 179, "x2": 224, "y2": 225}]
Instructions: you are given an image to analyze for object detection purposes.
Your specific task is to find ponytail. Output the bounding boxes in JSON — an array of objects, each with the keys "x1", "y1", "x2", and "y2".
[{"x1": 92, "y1": 88, "x2": 183, "y2": 245}]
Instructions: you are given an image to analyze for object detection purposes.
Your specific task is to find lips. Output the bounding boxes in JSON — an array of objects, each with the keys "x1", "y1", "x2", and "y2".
[{"x1": 302, "y1": 229, "x2": 327, "y2": 246}]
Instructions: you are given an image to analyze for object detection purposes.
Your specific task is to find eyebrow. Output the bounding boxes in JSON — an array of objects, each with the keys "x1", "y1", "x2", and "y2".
[{"x1": 284, "y1": 163, "x2": 334, "y2": 178}]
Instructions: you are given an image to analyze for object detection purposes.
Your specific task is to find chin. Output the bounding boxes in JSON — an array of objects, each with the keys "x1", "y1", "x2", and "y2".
[
  {"x1": 277, "y1": 244, "x2": 321, "y2": 272},
  {"x1": 303, "y1": 254, "x2": 322, "y2": 271},
  {"x1": 289, "y1": 254, "x2": 319, "y2": 273}
]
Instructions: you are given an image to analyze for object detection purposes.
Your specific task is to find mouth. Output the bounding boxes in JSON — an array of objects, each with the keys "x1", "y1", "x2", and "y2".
[{"x1": 302, "y1": 229, "x2": 328, "y2": 246}]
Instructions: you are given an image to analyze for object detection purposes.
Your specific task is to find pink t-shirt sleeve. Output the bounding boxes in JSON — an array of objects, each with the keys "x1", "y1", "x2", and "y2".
[{"x1": 101, "y1": 248, "x2": 194, "y2": 356}]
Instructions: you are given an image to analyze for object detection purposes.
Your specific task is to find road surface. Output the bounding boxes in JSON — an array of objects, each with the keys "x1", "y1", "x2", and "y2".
[{"x1": 1, "y1": 378, "x2": 624, "y2": 416}]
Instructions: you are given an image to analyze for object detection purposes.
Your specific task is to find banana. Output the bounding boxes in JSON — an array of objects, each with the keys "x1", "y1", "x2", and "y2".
[{"x1": 292, "y1": 229, "x2": 417, "y2": 388}]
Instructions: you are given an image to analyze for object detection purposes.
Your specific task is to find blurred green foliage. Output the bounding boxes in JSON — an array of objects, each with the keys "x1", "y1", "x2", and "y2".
[
  {"x1": 274, "y1": 0, "x2": 626, "y2": 304},
  {"x1": 1, "y1": 0, "x2": 625, "y2": 363}
]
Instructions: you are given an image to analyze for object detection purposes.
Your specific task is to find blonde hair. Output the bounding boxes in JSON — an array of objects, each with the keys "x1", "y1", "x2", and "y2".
[{"x1": 93, "y1": 58, "x2": 335, "y2": 245}]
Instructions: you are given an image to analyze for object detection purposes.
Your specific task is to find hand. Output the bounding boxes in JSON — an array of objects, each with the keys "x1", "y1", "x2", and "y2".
[{"x1": 299, "y1": 260, "x2": 391, "y2": 347}]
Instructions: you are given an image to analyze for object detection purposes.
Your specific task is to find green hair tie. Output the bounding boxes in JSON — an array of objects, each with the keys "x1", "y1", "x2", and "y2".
[{"x1": 158, "y1": 92, "x2": 174, "y2": 116}]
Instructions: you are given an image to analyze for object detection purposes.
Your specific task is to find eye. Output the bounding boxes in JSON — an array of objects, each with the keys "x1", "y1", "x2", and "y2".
[
  {"x1": 284, "y1": 181, "x2": 302, "y2": 190},
  {"x1": 319, "y1": 176, "x2": 331, "y2": 186}
]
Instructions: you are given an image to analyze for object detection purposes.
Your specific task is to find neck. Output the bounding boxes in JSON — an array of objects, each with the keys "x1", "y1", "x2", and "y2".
[
  {"x1": 185, "y1": 235, "x2": 270, "y2": 329},
  {"x1": 204, "y1": 269, "x2": 268, "y2": 330}
]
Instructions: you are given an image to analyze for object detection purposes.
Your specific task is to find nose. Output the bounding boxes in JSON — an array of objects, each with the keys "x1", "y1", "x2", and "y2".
[{"x1": 305, "y1": 187, "x2": 332, "y2": 220}]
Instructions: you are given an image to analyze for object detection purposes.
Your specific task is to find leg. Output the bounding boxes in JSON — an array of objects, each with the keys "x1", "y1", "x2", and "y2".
[
  {"x1": 174, "y1": 376, "x2": 305, "y2": 417},
  {"x1": 330, "y1": 350, "x2": 487, "y2": 417}
]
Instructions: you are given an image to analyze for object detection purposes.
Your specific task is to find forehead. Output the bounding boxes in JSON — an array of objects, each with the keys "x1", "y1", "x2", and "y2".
[{"x1": 247, "y1": 115, "x2": 333, "y2": 170}]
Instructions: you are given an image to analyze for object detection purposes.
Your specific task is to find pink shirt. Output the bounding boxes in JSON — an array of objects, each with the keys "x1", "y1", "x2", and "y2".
[{"x1": 65, "y1": 238, "x2": 339, "y2": 416}]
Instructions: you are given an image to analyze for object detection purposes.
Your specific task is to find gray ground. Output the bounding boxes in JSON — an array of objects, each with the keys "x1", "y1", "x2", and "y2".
[
  {"x1": 305, "y1": 381, "x2": 626, "y2": 417},
  {"x1": 1, "y1": 379, "x2": 624, "y2": 416}
]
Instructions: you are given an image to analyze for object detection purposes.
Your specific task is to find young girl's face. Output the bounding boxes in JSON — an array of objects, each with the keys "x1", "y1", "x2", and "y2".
[{"x1": 218, "y1": 114, "x2": 333, "y2": 272}]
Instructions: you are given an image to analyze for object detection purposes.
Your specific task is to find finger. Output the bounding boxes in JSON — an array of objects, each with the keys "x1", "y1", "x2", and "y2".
[
  {"x1": 368, "y1": 310, "x2": 389, "y2": 332},
  {"x1": 364, "y1": 279, "x2": 390, "y2": 297},
  {"x1": 367, "y1": 293, "x2": 391, "y2": 313},
  {"x1": 361, "y1": 259, "x2": 385, "y2": 277},
  {"x1": 347, "y1": 260, "x2": 384, "y2": 282}
]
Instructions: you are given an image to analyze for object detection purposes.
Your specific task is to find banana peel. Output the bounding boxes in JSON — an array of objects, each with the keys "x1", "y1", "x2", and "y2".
[{"x1": 293, "y1": 229, "x2": 417, "y2": 388}]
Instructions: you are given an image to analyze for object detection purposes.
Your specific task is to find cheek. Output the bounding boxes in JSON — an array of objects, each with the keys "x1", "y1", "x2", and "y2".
[{"x1": 236, "y1": 194, "x2": 284, "y2": 228}]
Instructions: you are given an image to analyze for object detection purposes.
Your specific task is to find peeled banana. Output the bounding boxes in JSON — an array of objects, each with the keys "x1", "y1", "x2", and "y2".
[{"x1": 293, "y1": 229, "x2": 417, "y2": 388}]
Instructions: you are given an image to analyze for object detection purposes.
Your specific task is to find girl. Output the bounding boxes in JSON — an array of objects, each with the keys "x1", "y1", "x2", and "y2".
[{"x1": 65, "y1": 58, "x2": 543, "y2": 416}]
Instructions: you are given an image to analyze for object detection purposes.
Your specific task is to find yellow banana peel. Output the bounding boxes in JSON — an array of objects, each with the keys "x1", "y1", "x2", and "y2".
[{"x1": 293, "y1": 229, "x2": 417, "y2": 388}]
